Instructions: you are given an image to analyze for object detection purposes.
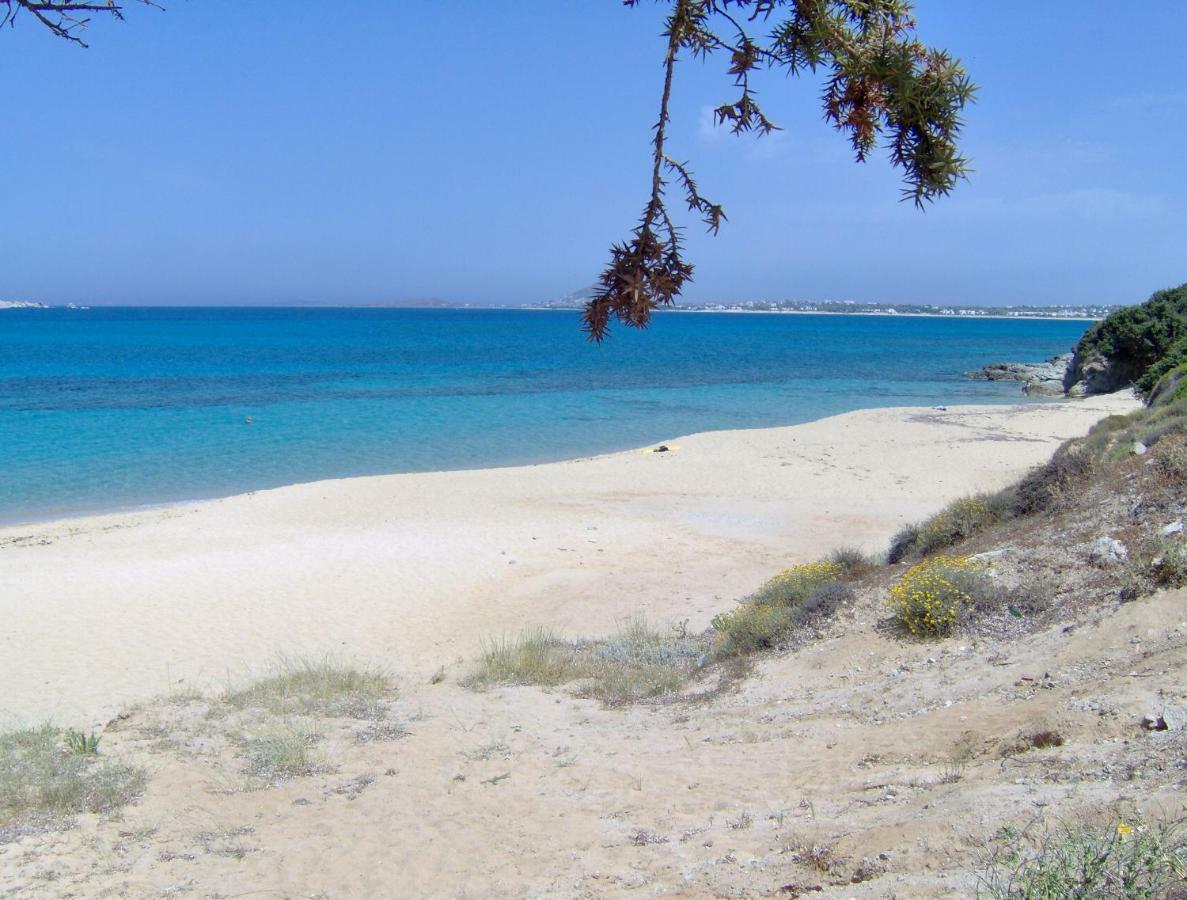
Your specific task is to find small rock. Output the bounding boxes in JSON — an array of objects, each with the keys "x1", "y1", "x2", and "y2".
[
  {"x1": 1133, "y1": 441, "x2": 1148, "y2": 455},
  {"x1": 1160, "y1": 705, "x2": 1187, "y2": 732},
  {"x1": 1090, "y1": 536, "x2": 1128, "y2": 566},
  {"x1": 1162, "y1": 520, "x2": 1184, "y2": 536},
  {"x1": 971, "y1": 549, "x2": 1008, "y2": 560}
]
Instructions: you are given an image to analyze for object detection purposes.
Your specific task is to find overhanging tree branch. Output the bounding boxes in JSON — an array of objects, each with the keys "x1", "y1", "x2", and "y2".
[
  {"x1": 584, "y1": 0, "x2": 976, "y2": 342},
  {"x1": 1, "y1": 0, "x2": 159, "y2": 46}
]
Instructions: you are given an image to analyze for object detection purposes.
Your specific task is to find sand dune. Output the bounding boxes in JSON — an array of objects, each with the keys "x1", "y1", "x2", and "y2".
[{"x1": 0, "y1": 394, "x2": 1136, "y2": 727}]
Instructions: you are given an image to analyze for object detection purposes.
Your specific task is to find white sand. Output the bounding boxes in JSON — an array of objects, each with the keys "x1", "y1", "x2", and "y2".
[{"x1": 0, "y1": 394, "x2": 1137, "y2": 727}]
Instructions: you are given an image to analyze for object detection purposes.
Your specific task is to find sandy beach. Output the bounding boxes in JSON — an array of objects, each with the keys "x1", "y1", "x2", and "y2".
[{"x1": 0, "y1": 393, "x2": 1137, "y2": 728}]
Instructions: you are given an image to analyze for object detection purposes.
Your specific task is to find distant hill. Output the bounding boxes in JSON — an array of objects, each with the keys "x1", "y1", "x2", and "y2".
[{"x1": 0, "y1": 300, "x2": 47, "y2": 309}]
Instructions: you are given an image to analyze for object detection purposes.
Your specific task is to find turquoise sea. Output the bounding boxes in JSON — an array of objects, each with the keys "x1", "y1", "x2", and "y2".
[{"x1": 0, "y1": 308, "x2": 1089, "y2": 524}]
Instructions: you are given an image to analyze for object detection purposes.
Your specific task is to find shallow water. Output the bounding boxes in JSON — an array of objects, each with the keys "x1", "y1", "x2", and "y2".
[{"x1": 0, "y1": 307, "x2": 1087, "y2": 522}]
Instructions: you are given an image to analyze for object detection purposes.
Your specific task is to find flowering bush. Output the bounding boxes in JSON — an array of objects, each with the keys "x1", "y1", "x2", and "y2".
[
  {"x1": 888, "y1": 555, "x2": 979, "y2": 637},
  {"x1": 753, "y1": 561, "x2": 844, "y2": 607}
]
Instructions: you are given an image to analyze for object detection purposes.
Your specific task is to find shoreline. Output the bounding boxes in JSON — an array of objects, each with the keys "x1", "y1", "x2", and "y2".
[
  {"x1": 0, "y1": 393, "x2": 1138, "y2": 727},
  {"x1": 0, "y1": 392, "x2": 1080, "y2": 530}
]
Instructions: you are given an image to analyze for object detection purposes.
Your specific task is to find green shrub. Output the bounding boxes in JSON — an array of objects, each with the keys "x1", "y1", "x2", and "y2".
[
  {"x1": 1138, "y1": 336, "x2": 1187, "y2": 397},
  {"x1": 1070, "y1": 282, "x2": 1187, "y2": 397},
  {"x1": 1148, "y1": 361, "x2": 1187, "y2": 406},
  {"x1": 1012, "y1": 443, "x2": 1095, "y2": 515},
  {"x1": 827, "y1": 546, "x2": 883, "y2": 578},
  {"x1": 888, "y1": 495, "x2": 1004, "y2": 561},
  {"x1": 0, "y1": 725, "x2": 146, "y2": 834},
  {"x1": 978, "y1": 813, "x2": 1187, "y2": 899},
  {"x1": 751, "y1": 561, "x2": 844, "y2": 606},
  {"x1": 711, "y1": 602, "x2": 796, "y2": 658},
  {"x1": 915, "y1": 496, "x2": 998, "y2": 555},
  {"x1": 888, "y1": 523, "x2": 921, "y2": 563},
  {"x1": 1154, "y1": 435, "x2": 1187, "y2": 480},
  {"x1": 1127, "y1": 536, "x2": 1187, "y2": 593},
  {"x1": 795, "y1": 580, "x2": 854, "y2": 624}
]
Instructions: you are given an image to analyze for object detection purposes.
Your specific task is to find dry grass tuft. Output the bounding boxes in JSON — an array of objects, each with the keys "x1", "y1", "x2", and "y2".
[
  {"x1": 465, "y1": 618, "x2": 703, "y2": 705},
  {"x1": 225, "y1": 658, "x2": 394, "y2": 720},
  {"x1": 240, "y1": 722, "x2": 325, "y2": 781}
]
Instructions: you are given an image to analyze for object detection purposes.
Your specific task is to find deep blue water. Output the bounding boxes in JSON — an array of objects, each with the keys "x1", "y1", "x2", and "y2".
[{"x1": 0, "y1": 308, "x2": 1089, "y2": 523}]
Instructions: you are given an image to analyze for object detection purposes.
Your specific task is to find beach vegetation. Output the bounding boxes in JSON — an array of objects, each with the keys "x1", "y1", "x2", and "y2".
[
  {"x1": 1127, "y1": 535, "x2": 1187, "y2": 593},
  {"x1": 1154, "y1": 434, "x2": 1187, "y2": 481},
  {"x1": 889, "y1": 495, "x2": 1003, "y2": 561},
  {"x1": 62, "y1": 728, "x2": 101, "y2": 756},
  {"x1": 225, "y1": 658, "x2": 394, "y2": 720},
  {"x1": 711, "y1": 602, "x2": 797, "y2": 657},
  {"x1": 465, "y1": 619, "x2": 703, "y2": 705},
  {"x1": 798, "y1": 580, "x2": 855, "y2": 623},
  {"x1": 977, "y1": 812, "x2": 1187, "y2": 899},
  {"x1": 712, "y1": 563, "x2": 853, "y2": 658},
  {"x1": 465, "y1": 628, "x2": 582, "y2": 689},
  {"x1": 915, "y1": 496, "x2": 996, "y2": 555},
  {"x1": 827, "y1": 546, "x2": 884, "y2": 578},
  {"x1": 577, "y1": 617, "x2": 703, "y2": 704},
  {"x1": 751, "y1": 561, "x2": 844, "y2": 606},
  {"x1": 888, "y1": 555, "x2": 989, "y2": 637},
  {"x1": 240, "y1": 722, "x2": 324, "y2": 781},
  {"x1": 1069, "y1": 281, "x2": 1187, "y2": 397},
  {"x1": 1011, "y1": 443, "x2": 1097, "y2": 516},
  {"x1": 0, "y1": 724, "x2": 146, "y2": 838}
]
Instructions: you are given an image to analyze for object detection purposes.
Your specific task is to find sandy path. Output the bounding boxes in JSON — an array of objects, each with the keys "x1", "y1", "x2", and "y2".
[{"x1": 0, "y1": 395, "x2": 1136, "y2": 726}]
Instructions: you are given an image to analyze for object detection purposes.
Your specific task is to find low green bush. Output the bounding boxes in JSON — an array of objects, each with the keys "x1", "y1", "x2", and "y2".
[
  {"x1": 826, "y1": 546, "x2": 883, "y2": 578},
  {"x1": 1012, "y1": 443, "x2": 1096, "y2": 516},
  {"x1": 888, "y1": 494, "x2": 1004, "y2": 561},
  {"x1": 888, "y1": 523, "x2": 920, "y2": 564},
  {"x1": 978, "y1": 813, "x2": 1187, "y2": 899},
  {"x1": 795, "y1": 580, "x2": 854, "y2": 624},
  {"x1": 915, "y1": 496, "x2": 997, "y2": 555},
  {"x1": 711, "y1": 602, "x2": 796, "y2": 658}
]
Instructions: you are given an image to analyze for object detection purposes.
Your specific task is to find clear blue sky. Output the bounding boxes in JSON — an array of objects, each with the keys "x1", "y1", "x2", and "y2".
[{"x1": 3, "y1": 1, "x2": 1184, "y2": 307}]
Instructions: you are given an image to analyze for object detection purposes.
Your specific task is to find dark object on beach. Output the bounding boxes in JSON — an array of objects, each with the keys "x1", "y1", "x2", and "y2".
[{"x1": 654, "y1": 445, "x2": 670, "y2": 453}]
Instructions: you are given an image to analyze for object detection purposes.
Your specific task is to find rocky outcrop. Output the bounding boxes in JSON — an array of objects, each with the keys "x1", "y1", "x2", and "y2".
[
  {"x1": 1063, "y1": 348, "x2": 1142, "y2": 397},
  {"x1": 965, "y1": 353, "x2": 1072, "y2": 396},
  {"x1": 0, "y1": 300, "x2": 47, "y2": 309}
]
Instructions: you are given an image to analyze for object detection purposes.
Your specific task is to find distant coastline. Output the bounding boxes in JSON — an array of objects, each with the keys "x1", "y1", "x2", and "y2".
[{"x1": 520, "y1": 306, "x2": 1104, "y2": 323}]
